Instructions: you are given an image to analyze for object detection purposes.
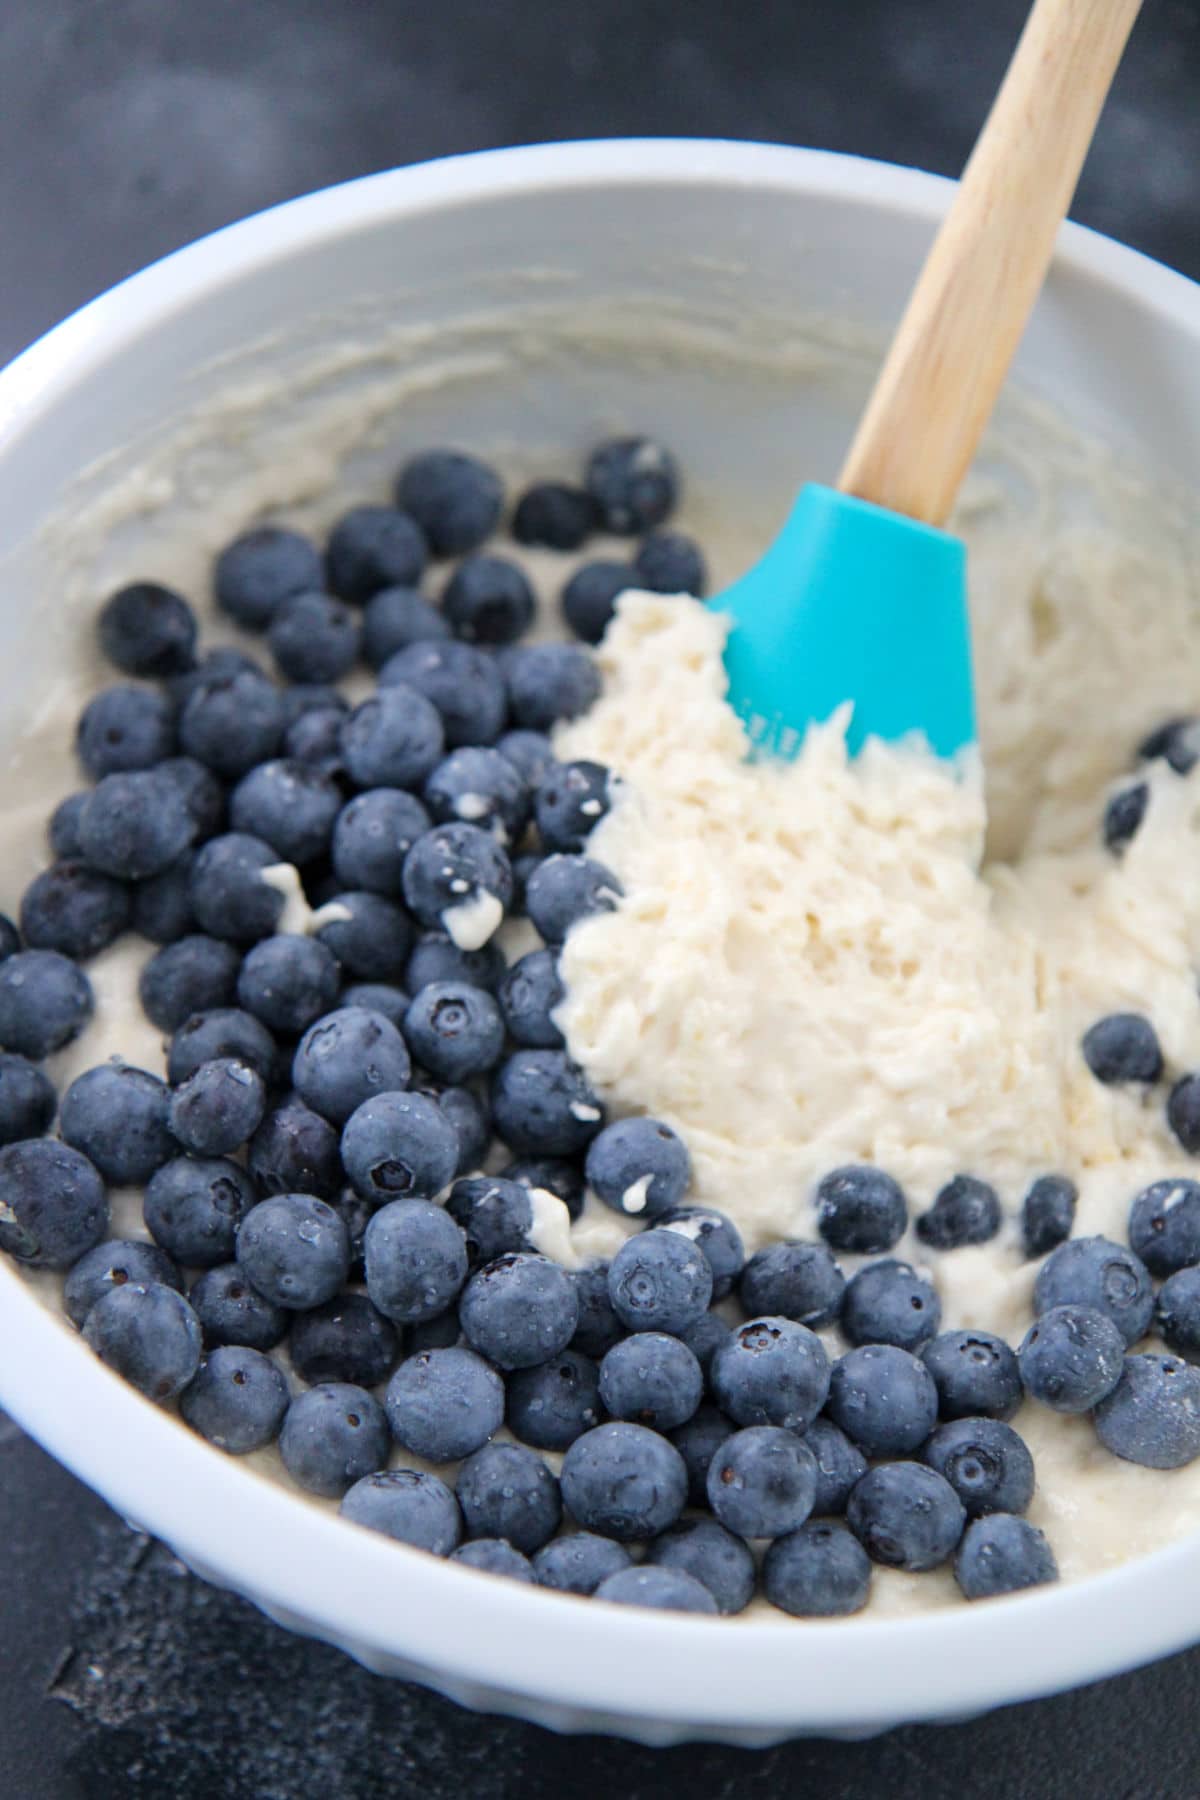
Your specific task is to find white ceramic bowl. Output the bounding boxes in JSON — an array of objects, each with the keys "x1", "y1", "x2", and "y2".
[{"x1": 1, "y1": 141, "x2": 1200, "y2": 1748}]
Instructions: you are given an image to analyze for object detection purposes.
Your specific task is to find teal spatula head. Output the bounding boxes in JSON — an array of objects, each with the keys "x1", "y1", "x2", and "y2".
[{"x1": 712, "y1": 484, "x2": 975, "y2": 759}]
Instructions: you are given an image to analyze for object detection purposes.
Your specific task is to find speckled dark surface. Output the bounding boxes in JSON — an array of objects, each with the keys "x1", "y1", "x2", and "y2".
[{"x1": 2, "y1": 1, "x2": 1200, "y2": 1793}]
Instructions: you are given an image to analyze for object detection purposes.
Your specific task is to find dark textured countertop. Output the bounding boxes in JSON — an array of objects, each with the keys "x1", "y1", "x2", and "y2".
[{"x1": 2, "y1": 2, "x2": 1200, "y2": 1793}]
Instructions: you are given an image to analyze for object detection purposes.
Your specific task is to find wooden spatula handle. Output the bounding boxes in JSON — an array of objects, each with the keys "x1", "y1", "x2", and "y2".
[{"x1": 837, "y1": 0, "x2": 1143, "y2": 527}]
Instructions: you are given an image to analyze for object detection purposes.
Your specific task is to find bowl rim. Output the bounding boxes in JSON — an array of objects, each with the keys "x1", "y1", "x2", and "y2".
[{"x1": 2, "y1": 136, "x2": 1199, "y2": 1733}]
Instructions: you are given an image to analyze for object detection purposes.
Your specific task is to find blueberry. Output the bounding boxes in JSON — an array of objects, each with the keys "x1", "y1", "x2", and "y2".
[
  {"x1": 762, "y1": 1518, "x2": 874, "y2": 1620},
  {"x1": 505, "y1": 1349, "x2": 602, "y2": 1451},
  {"x1": 60, "y1": 1062, "x2": 173, "y2": 1184},
  {"x1": 585, "y1": 1119, "x2": 688, "y2": 1223},
  {"x1": 738, "y1": 1241, "x2": 844, "y2": 1327},
  {"x1": 180, "y1": 1345, "x2": 289, "y2": 1453},
  {"x1": 83, "y1": 1281, "x2": 202, "y2": 1401},
  {"x1": 525, "y1": 854, "x2": 622, "y2": 944},
  {"x1": 1021, "y1": 1174, "x2": 1077, "y2": 1258},
  {"x1": 380, "y1": 642, "x2": 508, "y2": 748},
  {"x1": 442, "y1": 554, "x2": 535, "y2": 645},
  {"x1": 385, "y1": 1344, "x2": 503, "y2": 1461},
  {"x1": 77, "y1": 684, "x2": 176, "y2": 777},
  {"x1": 826, "y1": 1344, "x2": 938, "y2": 1456},
  {"x1": 922, "y1": 1329, "x2": 1022, "y2": 1422},
  {"x1": 658, "y1": 1207, "x2": 744, "y2": 1303},
  {"x1": 279, "y1": 684, "x2": 348, "y2": 729},
  {"x1": 460, "y1": 1252, "x2": 578, "y2": 1368},
  {"x1": 595, "y1": 1566, "x2": 717, "y2": 1613},
  {"x1": 847, "y1": 1463, "x2": 966, "y2": 1571},
  {"x1": 139, "y1": 936, "x2": 240, "y2": 1033},
  {"x1": 678, "y1": 1310, "x2": 731, "y2": 1379},
  {"x1": 0, "y1": 1139, "x2": 106, "y2": 1269},
  {"x1": 1103, "y1": 782, "x2": 1149, "y2": 852},
  {"x1": 599, "y1": 1332, "x2": 702, "y2": 1431},
  {"x1": 0, "y1": 1053, "x2": 56, "y2": 1146},
  {"x1": 607, "y1": 1228, "x2": 712, "y2": 1337},
  {"x1": 922, "y1": 1416, "x2": 1035, "y2": 1518},
  {"x1": 188, "y1": 1262, "x2": 288, "y2": 1351},
  {"x1": 0, "y1": 950, "x2": 93, "y2": 1057},
  {"x1": 130, "y1": 857, "x2": 197, "y2": 945},
  {"x1": 237, "y1": 934, "x2": 341, "y2": 1037},
  {"x1": 815, "y1": 1165, "x2": 908, "y2": 1254},
  {"x1": 586, "y1": 437, "x2": 679, "y2": 534},
  {"x1": 362, "y1": 1197, "x2": 467, "y2": 1322},
  {"x1": 711, "y1": 1317, "x2": 830, "y2": 1432},
  {"x1": 340, "y1": 686, "x2": 445, "y2": 792},
  {"x1": 498, "y1": 950, "x2": 565, "y2": 1050},
  {"x1": 78, "y1": 770, "x2": 193, "y2": 879},
  {"x1": 215, "y1": 526, "x2": 323, "y2": 629},
  {"x1": 248, "y1": 1099, "x2": 339, "y2": 1204},
  {"x1": 229, "y1": 759, "x2": 342, "y2": 866},
  {"x1": 288, "y1": 1293, "x2": 398, "y2": 1389},
  {"x1": 314, "y1": 890, "x2": 413, "y2": 983},
  {"x1": 284, "y1": 705, "x2": 348, "y2": 774},
  {"x1": 491, "y1": 1049, "x2": 605, "y2": 1159},
  {"x1": 1129, "y1": 1178, "x2": 1200, "y2": 1276},
  {"x1": 456, "y1": 1441, "x2": 562, "y2": 1553},
  {"x1": 1139, "y1": 714, "x2": 1200, "y2": 774},
  {"x1": 280, "y1": 1382, "x2": 390, "y2": 1498},
  {"x1": 340, "y1": 982, "x2": 410, "y2": 1031},
  {"x1": 180, "y1": 670, "x2": 286, "y2": 781},
  {"x1": 954, "y1": 1513, "x2": 1059, "y2": 1600},
  {"x1": 706, "y1": 1425, "x2": 817, "y2": 1539},
  {"x1": 434, "y1": 1083, "x2": 492, "y2": 1177},
  {"x1": 1167, "y1": 1075, "x2": 1200, "y2": 1153},
  {"x1": 804, "y1": 1418, "x2": 869, "y2": 1516},
  {"x1": 406, "y1": 930, "x2": 507, "y2": 996},
  {"x1": 362, "y1": 586, "x2": 451, "y2": 670},
  {"x1": 1157, "y1": 1268, "x2": 1200, "y2": 1361},
  {"x1": 167, "y1": 1007, "x2": 277, "y2": 1087},
  {"x1": 326, "y1": 505, "x2": 428, "y2": 603},
  {"x1": 332, "y1": 789, "x2": 432, "y2": 896},
  {"x1": 20, "y1": 861, "x2": 131, "y2": 961},
  {"x1": 512, "y1": 481, "x2": 596, "y2": 550},
  {"x1": 169, "y1": 1058, "x2": 266, "y2": 1158},
  {"x1": 169, "y1": 647, "x2": 264, "y2": 708},
  {"x1": 144, "y1": 1155, "x2": 256, "y2": 1267},
  {"x1": 663, "y1": 1407, "x2": 732, "y2": 1510},
  {"x1": 1018, "y1": 1303, "x2": 1125, "y2": 1412},
  {"x1": 561, "y1": 1421, "x2": 688, "y2": 1541},
  {"x1": 266, "y1": 591, "x2": 360, "y2": 684},
  {"x1": 408, "y1": 1309, "x2": 462, "y2": 1353},
  {"x1": 570, "y1": 1260, "x2": 624, "y2": 1358},
  {"x1": 342, "y1": 1091, "x2": 460, "y2": 1203},
  {"x1": 561, "y1": 561, "x2": 634, "y2": 645},
  {"x1": 1093, "y1": 1353, "x2": 1200, "y2": 1468},
  {"x1": 49, "y1": 793, "x2": 87, "y2": 860},
  {"x1": 444, "y1": 1179, "x2": 530, "y2": 1273},
  {"x1": 187, "y1": 833, "x2": 286, "y2": 944},
  {"x1": 64, "y1": 1238, "x2": 181, "y2": 1329},
  {"x1": 236, "y1": 1193, "x2": 349, "y2": 1310},
  {"x1": 533, "y1": 1533, "x2": 633, "y2": 1595},
  {"x1": 450, "y1": 1540, "x2": 535, "y2": 1581},
  {"x1": 402, "y1": 982, "x2": 505, "y2": 1085},
  {"x1": 842, "y1": 1258, "x2": 941, "y2": 1351},
  {"x1": 291, "y1": 1005, "x2": 411, "y2": 1126},
  {"x1": 155, "y1": 756, "x2": 226, "y2": 843},
  {"x1": 340, "y1": 1467, "x2": 462, "y2": 1552},
  {"x1": 423, "y1": 746, "x2": 530, "y2": 846},
  {"x1": 534, "y1": 759, "x2": 614, "y2": 855},
  {"x1": 916, "y1": 1175, "x2": 1002, "y2": 1250},
  {"x1": 1081, "y1": 1012, "x2": 1163, "y2": 1084},
  {"x1": 646, "y1": 1516, "x2": 755, "y2": 1616},
  {"x1": 0, "y1": 916, "x2": 18, "y2": 965},
  {"x1": 402, "y1": 823, "x2": 513, "y2": 949},
  {"x1": 633, "y1": 529, "x2": 707, "y2": 596},
  {"x1": 501, "y1": 1155, "x2": 586, "y2": 1218},
  {"x1": 1034, "y1": 1234, "x2": 1155, "y2": 1345},
  {"x1": 396, "y1": 450, "x2": 502, "y2": 556},
  {"x1": 505, "y1": 643, "x2": 600, "y2": 731},
  {"x1": 98, "y1": 581, "x2": 198, "y2": 678}
]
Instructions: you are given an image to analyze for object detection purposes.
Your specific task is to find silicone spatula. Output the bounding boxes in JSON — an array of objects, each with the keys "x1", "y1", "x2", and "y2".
[{"x1": 714, "y1": 0, "x2": 1143, "y2": 758}]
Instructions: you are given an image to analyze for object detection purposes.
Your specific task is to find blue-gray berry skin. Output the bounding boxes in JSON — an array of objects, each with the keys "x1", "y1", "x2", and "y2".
[
  {"x1": 279, "y1": 685, "x2": 348, "y2": 729},
  {"x1": 169, "y1": 1058, "x2": 266, "y2": 1158},
  {"x1": 78, "y1": 770, "x2": 194, "y2": 879},
  {"x1": 816, "y1": 1165, "x2": 908, "y2": 1254},
  {"x1": 49, "y1": 794, "x2": 87, "y2": 860},
  {"x1": 560, "y1": 1422, "x2": 688, "y2": 1541},
  {"x1": 144, "y1": 1156, "x2": 257, "y2": 1268},
  {"x1": 922, "y1": 1417, "x2": 1036, "y2": 1518},
  {"x1": 1081, "y1": 1012, "x2": 1163, "y2": 1085},
  {"x1": 608, "y1": 1229, "x2": 713, "y2": 1336},
  {"x1": 1093, "y1": 1354, "x2": 1200, "y2": 1469},
  {"x1": 341, "y1": 1468, "x2": 463, "y2": 1555},
  {"x1": 0, "y1": 917, "x2": 18, "y2": 965},
  {"x1": 0, "y1": 1139, "x2": 107, "y2": 1269},
  {"x1": 646, "y1": 1516, "x2": 755, "y2": 1615},
  {"x1": 20, "y1": 860, "x2": 132, "y2": 961},
  {"x1": 497, "y1": 730, "x2": 556, "y2": 790},
  {"x1": 64, "y1": 1239, "x2": 182, "y2": 1330},
  {"x1": 825, "y1": 1344, "x2": 938, "y2": 1457},
  {"x1": 280, "y1": 1383, "x2": 390, "y2": 1498},
  {"x1": 512, "y1": 480, "x2": 596, "y2": 552},
  {"x1": 916, "y1": 1175, "x2": 1002, "y2": 1251},
  {"x1": 131, "y1": 857, "x2": 195, "y2": 946},
  {"x1": 524, "y1": 854, "x2": 621, "y2": 945},
  {"x1": 402, "y1": 982, "x2": 505, "y2": 1085},
  {"x1": 1128, "y1": 1179, "x2": 1200, "y2": 1277},
  {"x1": 385, "y1": 1345, "x2": 504, "y2": 1462},
  {"x1": 497, "y1": 950, "x2": 565, "y2": 1050},
  {"x1": 237, "y1": 934, "x2": 341, "y2": 1037},
  {"x1": 442, "y1": 554, "x2": 535, "y2": 645},
  {"x1": 314, "y1": 890, "x2": 413, "y2": 984},
  {"x1": 505, "y1": 643, "x2": 600, "y2": 732},
  {"x1": 408, "y1": 1309, "x2": 461, "y2": 1353},
  {"x1": 446, "y1": 1176, "x2": 533, "y2": 1268},
  {"x1": 502, "y1": 1155, "x2": 586, "y2": 1218},
  {"x1": 847, "y1": 1462, "x2": 967, "y2": 1572},
  {"x1": 98, "y1": 580, "x2": 198, "y2": 678},
  {"x1": 340, "y1": 984, "x2": 410, "y2": 1032},
  {"x1": 707, "y1": 1425, "x2": 818, "y2": 1539},
  {"x1": 188, "y1": 1263, "x2": 288, "y2": 1352},
  {"x1": 0, "y1": 1054, "x2": 55, "y2": 1147},
  {"x1": 332, "y1": 789, "x2": 432, "y2": 896},
  {"x1": 402, "y1": 823, "x2": 513, "y2": 941},
  {"x1": 533, "y1": 1533, "x2": 633, "y2": 1596},
  {"x1": 804, "y1": 1418, "x2": 869, "y2": 1517},
  {"x1": 585, "y1": 1117, "x2": 690, "y2": 1222},
  {"x1": 0, "y1": 950, "x2": 93, "y2": 1058},
  {"x1": 561, "y1": 561, "x2": 635, "y2": 645},
  {"x1": 594, "y1": 1566, "x2": 718, "y2": 1614},
  {"x1": 285, "y1": 706, "x2": 348, "y2": 774},
  {"x1": 954, "y1": 1513, "x2": 1059, "y2": 1601},
  {"x1": 599, "y1": 1333, "x2": 702, "y2": 1432},
  {"x1": 340, "y1": 685, "x2": 445, "y2": 791},
  {"x1": 534, "y1": 759, "x2": 614, "y2": 855},
  {"x1": 326, "y1": 505, "x2": 428, "y2": 603},
  {"x1": 179, "y1": 670, "x2": 286, "y2": 781},
  {"x1": 292, "y1": 1006, "x2": 412, "y2": 1127},
  {"x1": 492, "y1": 1050, "x2": 608, "y2": 1161},
  {"x1": 1103, "y1": 782, "x2": 1148, "y2": 852},
  {"x1": 764, "y1": 1521, "x2": 872, "y2": 1618},
  {"x1": 1034, "y1": 1235, "x2": 1154, "y2": 1346},
  {"x1": 289, "y1": 1294, "x2": 399, "y2": 1389},
  {"x1": 169, "y1": 647, "x2": 264, "y2": 709},
  {"x1": 249, "y1": 1097, "x2": 341, "y2": 1200},
  {"x1": 229, "y1": 758, "x2": 343, "y2": 866},
  {"x1": 586, "y1": 437, "x2": 679, "y2": 535},
  {"x1": 456, "y1": 1441, "x2": 562, "y2": 1554},
  {"x1": 215, "y1": 525, "x2": 322, "y2": 628},
  {"x1": 433, "y1": 1084, "x2": 491, "y2": 1179},
  {"x1": 139, "y1": 936, "x2": 241, "y2": 1033},
  {"x1": 236, "y1": 1193, "x2": 349, "y2": 1310},
  {"x1": 670, "y1": 1405, "x2": 736, "y2": 1508},
  {"x1": 424, "y1": 744, "x2": 532, "y2": 845},
  {"x1": 380, "y1": 642, "x2": 508, "y2": 748},
  {"x1": 362, "y1": 586, "x2": 451, "y2": 671},
  {"x1": 1021, "y1": 1174, "x2": 1078, "y2": 1258},
  {"x1": 1019, "y1": 1303, "x2": 1125, "y2": 1413},
  {"x1": 188, "y1": 834, "x2": 285, "y2": 945},
  {"x1": 1157, "y1": 1268, "x2": 1200, "y2": 1362},
  {"x1": 406, "y1": 930, "x2": 507, "y2": 997},
  {"x1": 738, "y1": 1240, "x2": 843, "y2": 1327},
  {"x1": 633, "y1": 529, "x2": 707, "y2": 596},
  {"x1": 678, "y1": 1309, "x2": 731, "y2": 1379},
  {"x1": 450, "y1": 1539, "x2": 535, "y2": 1582},
  {"x1": 506, "y1": 1349, "x2": 603, "y2": 1450},
  {"x1": 156, "y1": 757, "x2": 226, "y2": 843},
  {"x1": 460, "y1": 1252, "x2": 579, "y2": 1370},
  {"x1": 77, "y1": 683, "x2": 176, "y2": 777},
  {"x1": 710, "y1": 1317, "x2": 830, "y2": 1433},
  {"x1": 841, "y1": 1258, "x2": 941, "y2": 1351},
  {"x1": 83, "y1": 1281, "x2": 202, "y2": 1402},
  {"x1": 396, "y1": 450, "x2": 502, "y2": 557},
  {"x1": 268, "y1": 592, "x2": 360, "y2": 684},
  {"x1": 342, "y1": 1091, "x2": 461, "y2": 1204},
  {"x1": 570, "y1": 1261, "x2": 624, "y2": 1359},
  {"x1": 180, "y1": 1345, "x2": 289, "y2": 1453},
  {"x1": 363, "y1": 1198, "x2": 467, "y2": 1326},
  {"x1": 922, "y1": 1330, "x2": 1022, "y2": 1422}
]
